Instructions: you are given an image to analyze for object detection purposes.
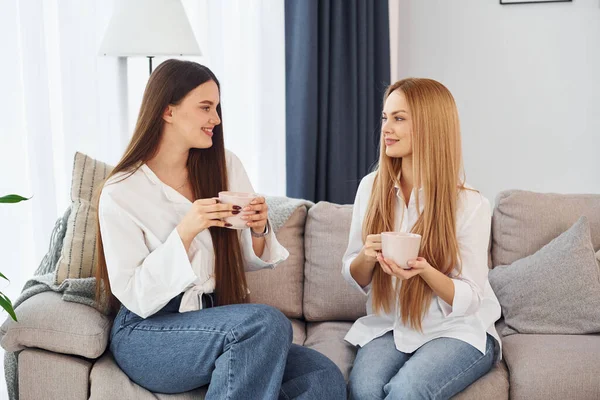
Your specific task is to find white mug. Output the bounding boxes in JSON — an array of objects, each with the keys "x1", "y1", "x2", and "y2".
[
  {"x1": 218, "y1": 191, "x2": 257, "y2": 229},
  {"x1": 381, "y1": 232, "x2": 422, "y2": 269}
]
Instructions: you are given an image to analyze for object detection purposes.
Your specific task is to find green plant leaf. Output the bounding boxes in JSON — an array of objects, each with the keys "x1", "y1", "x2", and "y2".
[
  {"x1": 0, "y1": 293, "x2": 17, "y2": 321},
  {"x1": 0, "y1": 194, "x2": 31, "y2": 204},
  {"x1": 0, "y1": 272, "x2": 8, "y2": 282}
]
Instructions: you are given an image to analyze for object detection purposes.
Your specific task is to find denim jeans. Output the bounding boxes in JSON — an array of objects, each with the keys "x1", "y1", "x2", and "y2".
[
  {"x1": 348, "y1": 332, "x2": 496, "y2": 400},
  {"x1": 110, "y1": 294, "x2": 346, "y2": 399}
]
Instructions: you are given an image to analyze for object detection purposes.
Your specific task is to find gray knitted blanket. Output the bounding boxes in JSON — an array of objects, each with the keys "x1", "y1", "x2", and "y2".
[{"x1": 3, "y1": 196, "x2": 312, "y2": 399}]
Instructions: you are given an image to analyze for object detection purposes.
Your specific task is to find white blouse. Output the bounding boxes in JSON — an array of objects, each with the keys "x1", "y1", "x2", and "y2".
[
  {"x1": 99, "y1": 150, "x2": 289, "y2": 318},
  {"x1": 342, "y1": 172, "x2": 502, "y2": 359}
]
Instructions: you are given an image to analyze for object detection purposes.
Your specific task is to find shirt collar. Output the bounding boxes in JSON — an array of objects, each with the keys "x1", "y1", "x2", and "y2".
[
  {"x1": 139, "y1": 164, "x2": 190, "y2": 204},
  {"x1": 140, "y1": 164, "x2": 160, "y2": 185}
]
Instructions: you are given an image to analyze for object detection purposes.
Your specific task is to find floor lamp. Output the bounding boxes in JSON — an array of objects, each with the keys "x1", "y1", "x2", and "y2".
[{"x1": 98, "y1": 0, "x2": 202, "y2": 143}]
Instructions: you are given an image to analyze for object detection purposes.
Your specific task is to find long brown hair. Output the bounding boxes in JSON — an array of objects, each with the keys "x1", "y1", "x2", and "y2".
[
  {"x1": 95, "y1": 60, "x2": 247, "y2": 313},
  {"x1": 364, "y1": 78, "x2": 466, "y2": 331}
]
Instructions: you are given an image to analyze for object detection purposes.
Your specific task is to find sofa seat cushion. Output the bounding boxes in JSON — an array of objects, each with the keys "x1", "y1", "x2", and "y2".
[
  {"x1": 304, "y1": 321, "x2": 356, "y2": 380},
  {"x1": 290, "y1": 318, "x2": 306, "y2": 345},
  {"x1": 90, "y1": 351, "x2": 207, "y2": 400},
  {"x1": 453, "y1": 360, "x2": 509, "y2": 400},
  {"x1": 0, "y1": 291, "x2": 111, "y2": 358},
  {"x1": 304, "y1": 321, "x2": 509, "y2": 399},
  {"x1": 502, "y1": 333, "x2": 600, "y2": 400}
]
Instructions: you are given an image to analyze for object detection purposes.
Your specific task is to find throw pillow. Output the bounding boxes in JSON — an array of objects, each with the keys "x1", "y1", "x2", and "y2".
[
  {"x1": 489, "y1": 216, "x2": 600, "y2": 336},
  {"x1": 55, "y1": 152, "x2": 113, "y2": 283}
]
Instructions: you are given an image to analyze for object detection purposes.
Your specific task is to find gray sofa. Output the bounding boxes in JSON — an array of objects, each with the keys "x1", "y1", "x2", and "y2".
[{"x1": 2, "y1": 190, "x2": 600, "y2": 399}]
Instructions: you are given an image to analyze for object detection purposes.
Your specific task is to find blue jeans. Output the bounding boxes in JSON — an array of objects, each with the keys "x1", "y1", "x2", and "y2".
[
  {"x1": 348, "y1": 332, "x2": 496, "y2": 400},
  {"x1": 110, "y1": 295, "x2": 346, "y2": 399}
]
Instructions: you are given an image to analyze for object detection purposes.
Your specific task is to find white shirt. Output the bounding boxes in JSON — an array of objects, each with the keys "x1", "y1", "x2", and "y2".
[
  {"x1": 99, "y1": 150, "x2": 289, "y2": 318},
  {"x1": 342, "y1": 172, "x2": 502, "y2": 359}
]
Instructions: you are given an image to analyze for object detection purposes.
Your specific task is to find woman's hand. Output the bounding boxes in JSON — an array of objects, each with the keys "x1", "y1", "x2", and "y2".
[
  {"x1": 377, "y1": 255, "x2": 432, "y2": 280},
  {"x1": 362, "y1": 234, "x2": 382, "y2": 260},
  {"x1": 177, "y1": 198, "x2": 239, "y2": 243},
  {"x1": 241, "y1": 196, "x2": 268, "y2": 234}
]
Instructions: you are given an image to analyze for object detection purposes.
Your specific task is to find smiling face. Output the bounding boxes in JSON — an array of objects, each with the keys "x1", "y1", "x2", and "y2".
[
  {"x1": 381, "y1": 90, "x2": 413, "y2": 159},
  {"x1": 164, "y1": 80, "x2": 221, "y2": 150}
]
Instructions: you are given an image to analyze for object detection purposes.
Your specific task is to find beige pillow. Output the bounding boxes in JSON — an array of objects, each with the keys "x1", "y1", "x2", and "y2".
[
  {"x1": 247, "y1": 206, "x2": 307, "y2": 318},
  {"x1": 303, "y1": 202, "x2": 367, "y2": 321},
  {"x1": 55, "y1": 152, "x2": 113, "y2": 283},
  {"x1": 492, "y1": 190, "x2": 600, "y2": 267}
]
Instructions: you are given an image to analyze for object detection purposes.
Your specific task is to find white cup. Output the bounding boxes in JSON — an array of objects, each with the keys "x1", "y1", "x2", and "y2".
[
  {"x1": 380, "y1": 232, "x2": 422, "y2": 269},
  {"x1": 217, "y1": 191, "x2": 257, "y2": 229}
]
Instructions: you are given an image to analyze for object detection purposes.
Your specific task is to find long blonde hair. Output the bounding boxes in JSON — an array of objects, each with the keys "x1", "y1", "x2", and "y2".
[{"x1": 363, "y1": 78, "x2": 466, "y2": 331}]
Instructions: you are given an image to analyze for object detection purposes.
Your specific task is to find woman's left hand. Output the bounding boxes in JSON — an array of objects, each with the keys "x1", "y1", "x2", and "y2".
[
  {"x1": 377, "y1": 255, "x2": 432, "y2": 280},
  {"x1": 242, "y1": 196, "x2": 268, "y2": 234}
]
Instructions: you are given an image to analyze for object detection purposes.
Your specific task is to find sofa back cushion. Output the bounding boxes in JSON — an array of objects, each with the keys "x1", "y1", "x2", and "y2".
[
  {"x1": 491, "y1": 190, "x2": 600, "y2": 267},
  {"x1": 303, "y1": 202, "x2": 367, "y2": 321},
  {"x1": 247, "y1": 206, "x2": 307, "y2": 318}
]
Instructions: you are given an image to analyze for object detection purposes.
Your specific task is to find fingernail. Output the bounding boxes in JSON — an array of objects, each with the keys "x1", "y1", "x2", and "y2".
[
  {"x1": 250, "y1": 201, "x2": 256, "y2": 205},
  {"x1": 225, "y1": 223, "x2": 232, "y2": 227},
  {"x1": 233, "y1": 205, "x2": 242, "y2": 210},
  {"x1": 243, "y1": 206, "x2": 251, "y2": 211},
  {"x1": 241, "y1": 216, "x2": 248, "y2": 220},
  {"x1": 232, "y1": 210, "x2": 240, "y2": 215}
]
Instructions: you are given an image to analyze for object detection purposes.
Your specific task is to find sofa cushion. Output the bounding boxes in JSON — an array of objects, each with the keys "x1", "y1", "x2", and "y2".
[
  {"x1": 304, "y1": 321, "x2": 356, "y2": 380},
  {"x1": 489, "y1": 216, "x2": 600, "y2": 336},
  {"x1": 304, "y1": 202, "x2": 367, "y2": 321},
  {"x1": 0, "y1": 291, "x2": 111, "y2": 358},
  {"x1": 19, "y1": 348, "x2": 92, "y2": 400},
  {"x1": 290, "y1": 318, "x2": 306, "y2": 345},
  {"x1": 491, "y1": 190, "x2": 600, "y2": 267},
  {"x1": 90, "y1": 351, "x2": 206, "y2": 400},
  {"x1": 247, "y1": 206, "x2": 307, "y2": 318},
  {"x1": 56, "y1": 152, "x2": 113, "y2": 283},
  {"x1": 502, "y1": 333, "x2": 600, "y2": 400},
  {"x1": 304, "y1": 321, "x2": 509, "y2": 399},
  {"x1": 453, "y1": 360, "x2": 509, "y2": 400}
]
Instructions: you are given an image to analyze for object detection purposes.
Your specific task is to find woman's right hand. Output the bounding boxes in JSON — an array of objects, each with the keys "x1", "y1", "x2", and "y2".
[
  {"x1": 176, "y1": 198, "x2": 240, "y2": 248},
  {"x1": 363, "y1": 234, "x2": 382, "y2": 260}
]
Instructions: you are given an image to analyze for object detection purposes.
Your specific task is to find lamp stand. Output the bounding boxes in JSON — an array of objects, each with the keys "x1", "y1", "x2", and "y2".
[{"x1": 147, "y1": 56, "x2": 155, "y2": 75}]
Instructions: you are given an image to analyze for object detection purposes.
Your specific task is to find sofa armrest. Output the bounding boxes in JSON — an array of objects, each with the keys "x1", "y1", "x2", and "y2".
[
  {"x1": 0, "y1": 292, "x2": 111, "y2": 358},
  {"x1": 19, "y1": 348, "x2": 92, "y2": 400}
]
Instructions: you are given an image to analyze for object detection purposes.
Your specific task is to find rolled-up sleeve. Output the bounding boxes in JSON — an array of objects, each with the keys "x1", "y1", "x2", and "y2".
[
  {"x1": 341, "y1": 177, "x2": 372, "y2": 296},
  {"x1": 438, "y1": 194, "x2": 492, "y2": 317},
  {"x1": 226, "y1": 150, "x2": 289, "y2": 271},
  {"x1": 240, "y1": 226, "x2": 289, "y2": 271},
  {"x1": 99, "y1": 193, "x2": 197, "y2": 318}
]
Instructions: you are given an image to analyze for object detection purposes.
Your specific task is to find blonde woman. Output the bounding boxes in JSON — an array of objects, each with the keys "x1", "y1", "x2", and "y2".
[{"x1": 342, "y1": 78, "x2": 502, "y2": 399}]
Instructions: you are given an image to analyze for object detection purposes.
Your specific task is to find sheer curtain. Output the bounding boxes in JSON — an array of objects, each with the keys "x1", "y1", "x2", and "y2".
[
  {"x1": 0, "y1": 1, "x2": 285, "y2": 395},
  {"x1": 0, "y1": 0, "x2": 122, "y2": 305}
]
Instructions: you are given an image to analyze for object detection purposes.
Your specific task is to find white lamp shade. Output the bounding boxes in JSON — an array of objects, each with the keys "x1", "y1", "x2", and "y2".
[{"x1": 99, "y1": 0, "x2": 202, "y2": 56}]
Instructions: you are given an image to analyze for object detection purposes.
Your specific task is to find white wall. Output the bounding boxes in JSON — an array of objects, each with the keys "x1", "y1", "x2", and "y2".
[{"x1": 390, "y1": 0, "x2": 600, "y2": 202}]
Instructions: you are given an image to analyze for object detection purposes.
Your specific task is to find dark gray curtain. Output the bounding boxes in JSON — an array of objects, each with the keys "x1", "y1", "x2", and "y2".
[{"x1": 285, "y1": 0, "x2": 390, "y2": 204}]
